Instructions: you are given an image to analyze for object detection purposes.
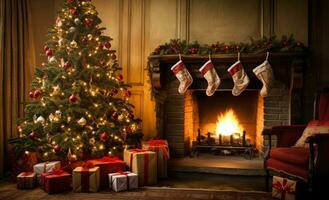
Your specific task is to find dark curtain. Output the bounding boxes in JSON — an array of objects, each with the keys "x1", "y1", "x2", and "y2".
[{"x1": 0, "y1": 0, "x2": 35, "y2": 178}]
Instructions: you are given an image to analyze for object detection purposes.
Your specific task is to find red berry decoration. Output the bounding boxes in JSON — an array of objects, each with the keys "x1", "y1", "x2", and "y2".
[
  {"x1": 44, "y1": 45, "x2": 50, "y2": 51},
  {"x1": 111, "y1": 53, "x2": 117, "y2": 59},
  {"x1": 64, "y1": 61, "x2": 72, "y2": 69},
  {"x1": 112, "y1": 112, "x2": 118, "y2": 120},
  {"x1": 54, "y1": 144, "x2": 61, "y2": 153},
  {"x1": 124, "y1": 91, "x2": 131, "y2": 97},
  {"x1": 84, "y1": 18, "x2": 93, "y2": 27},
  {"x1": 105, "y1": 42, "x2": 112, "y2": 49},
  {"x1": 46, "y1": 49, "x2": 53, "y2": 57},
  {"x1": 116, "y1": 74, "x2": 123, "y2": 81},
  {"x1": 33, "y1": 90, "x2": 42, "y2": 98},
  {"x1": 81, "y1": 36, "x2": 88, "y2": 44},
  {"x1": 235, "y1": 45, "x2": 241, "y2": 51},
  {"x1": 69, "y1": 94, "x2": 78, "y2": 103},
  {"x1": 29, "y1": 91, "x2": 35, "y2": 98},
  {"x1": 29, "y1": 132, "x2": 36, "y2": 140},
  {"x1": 224, "y1": 45, "x2": 229, "y2": 51},
  {"x1": 100, "y1": 132, "x2": 109, "y2": 142}
]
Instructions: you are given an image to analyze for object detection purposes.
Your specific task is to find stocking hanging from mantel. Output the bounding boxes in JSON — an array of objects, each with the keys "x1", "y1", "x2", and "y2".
[
  {"x1": 170, "y1": 54, "x2": 193, "y2": 94},
  {"x1": 199, "y1": 55, "x2": 220, "y2": 96},
  {"x1": 253, "y1": 52, "x2": 274, "y2": 97},
  {"x1": 227, "y1": 52, "x2": 250, "y2": 96}
]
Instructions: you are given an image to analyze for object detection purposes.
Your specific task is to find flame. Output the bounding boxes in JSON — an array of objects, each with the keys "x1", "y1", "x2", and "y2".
[{"x1": 215, "y1": 109, "x2": 243, "y2": 136}]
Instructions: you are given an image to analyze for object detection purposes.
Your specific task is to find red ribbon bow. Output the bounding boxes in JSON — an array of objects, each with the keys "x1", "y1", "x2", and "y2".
[
  {"x1": 145, "y1": 141, "x2": 170, "y2": 159},
  {"x1": 273, "y1": 178, "x2": 296, "y2": 200},
  {"x1": 82, "y1": 162, "x2": 94, "y2": 169}
]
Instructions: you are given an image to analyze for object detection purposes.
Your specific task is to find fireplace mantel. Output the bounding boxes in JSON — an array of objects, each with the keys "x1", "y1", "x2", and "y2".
[
  {"x1": 148, "y1": 52, "x2": 306, "y2": 91},
  {"x1": 148, "y1": 52, "x2": 307, "y2": 157}
]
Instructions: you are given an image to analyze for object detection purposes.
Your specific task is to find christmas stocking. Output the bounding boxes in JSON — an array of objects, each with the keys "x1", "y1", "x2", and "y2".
[
  {"x1": 227, "y1": 60, "x2": 250, "y2": 96},
  {"x1": 199, "y1": 60, "x2": 220, "y2": 96},
  {"x1": 253, "y1": 60, "x2": 274, "y2": 97},
  {"x1": 171, "y1": 60, "x2": 193, "y2": 94}
]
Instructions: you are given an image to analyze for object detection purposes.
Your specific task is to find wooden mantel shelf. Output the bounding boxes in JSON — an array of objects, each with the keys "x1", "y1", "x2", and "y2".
[{"x1": 148, "y1": 52, "x2": 306, "y2": 90}]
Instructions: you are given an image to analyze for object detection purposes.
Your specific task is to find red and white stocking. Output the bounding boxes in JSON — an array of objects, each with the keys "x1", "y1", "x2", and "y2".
[
  {"x1": 199, "y1": 60, "x2": 220, "y2": 96},
  {"x1": 171, "y1": 60, "x2": 193, "y2": 94},
  {"x1": 228, "y1": 60, "x2": 250, "y2": 96},
  {"x1": 253, "y1": 57, "x2": 274, "y2": 97}
]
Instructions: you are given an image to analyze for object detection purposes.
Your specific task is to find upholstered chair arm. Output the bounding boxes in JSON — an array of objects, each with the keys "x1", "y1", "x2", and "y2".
[{"x1": 306, "y1": 133, "x2": 329, "y2": 178}]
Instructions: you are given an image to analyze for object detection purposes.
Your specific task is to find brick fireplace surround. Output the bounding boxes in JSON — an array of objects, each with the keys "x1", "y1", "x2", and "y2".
[{"x1": 149, "y1": 53, "x2": 305, "y2": 157}]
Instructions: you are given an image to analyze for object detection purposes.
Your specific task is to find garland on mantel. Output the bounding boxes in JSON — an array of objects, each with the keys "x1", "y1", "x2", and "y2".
[{"x1": 150, "y1": 35, "x2": 306, "y2": 55}]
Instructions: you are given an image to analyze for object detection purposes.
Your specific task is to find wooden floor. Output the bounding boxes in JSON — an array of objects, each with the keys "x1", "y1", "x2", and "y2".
[{"x1": 0, "y1": 181, "x2": 275, "y2": 200}]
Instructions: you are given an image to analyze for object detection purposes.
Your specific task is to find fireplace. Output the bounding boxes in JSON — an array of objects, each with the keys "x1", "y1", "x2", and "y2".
[{"x1": 149, "y1": 53, "x2": 305, "y2": 157}]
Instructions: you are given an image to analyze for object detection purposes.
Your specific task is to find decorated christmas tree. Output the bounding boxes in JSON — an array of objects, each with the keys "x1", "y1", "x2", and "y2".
[{"x1": 10, "y1": 0, "x2": 142, "y2": 161}]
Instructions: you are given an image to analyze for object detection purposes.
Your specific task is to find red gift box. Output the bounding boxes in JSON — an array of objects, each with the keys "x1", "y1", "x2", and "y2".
[
  {"x1": 40, "y1": 169, "x2": 71, "y2": 194},
  {"x1": 272, "y1": 176, "x2": 296, "y2": 200},
  {"x1": 87, "y1": 156, "x2": 126, "y2": 187}
]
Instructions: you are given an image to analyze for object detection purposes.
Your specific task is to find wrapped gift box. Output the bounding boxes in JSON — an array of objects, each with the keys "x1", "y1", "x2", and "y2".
[
  {"x1": 33, "y1": 161, "x2": 61, "y2": 176},
  {"x1": 124, "y1": 149, "x2": 157, "y2": 186},
  {"x1": 87, "y1": 156, "x2": 126, "y2": 187},
  {"x1": 108, "y1": 171, "x2": 138, "y2": 192},
  {"x1": 73, "y1": 166, "x2": 100, "y2": 192},
  {"x1": 142, "y1": 139, "x2": 170, "y2": 178},
  {"x1": 40, "y1": 169, "x2": 71, "y2": 194},
  {"x1": 16, "y1": 172, "x2": 36, "y2": 189},
  {"x1": 272, "y1": 176, "x2": 296, "y2": 200}
]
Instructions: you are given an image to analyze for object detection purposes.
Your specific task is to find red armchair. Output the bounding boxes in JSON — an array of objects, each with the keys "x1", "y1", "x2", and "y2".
[{"x1": 263, "y1": 89, "x2": 329, "y2": 193}]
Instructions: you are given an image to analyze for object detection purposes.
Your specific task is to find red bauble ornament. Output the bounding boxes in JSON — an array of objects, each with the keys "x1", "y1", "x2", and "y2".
[
  {"x1": 46, "y1": 49, "x2": 53, "y2": 57},
  {"x1": 44, "y1": 45, "x2": 50, "y2": 51},
  {"x1": 235, "y1": 45, "x2": 241, "y2": 51},
  {"x1": 64, "y1": 61, "x2": 72, "y2": 69},
  {"x1": 100, "y1": 132, "x2": 109, "y2": 142},
  {"x1": 29, "y1": 91, "x2": 35, "y2": 98},
  {"x1": 112, "y1": 112, "x2": 118, "y2": 120},
  {"x1": 98, "y1": 44, "x2": 104, "y2": 49},
  {"x1": 54, "y1": 144, "x2": 61, "y2": 153},
  {"x1": 29, "y1": 132, "x2": 36, "y2": 140},
  {"x1": 111, "y1": 53, "x2": 117, "y2": 59},
  {"x1": 69, "y1": 94, "x2": 78, "y2": 103},
  {"x1": 84, "y1": 18, "x2": 93, "y2": 27},
  {"x1": 111, "y1": 88, "x2": 118, "y2": 95},
  {"x1": 70, "y1": 8, "x2": 78, "y2": 15},
  {"x1": 124, "y1": 91, "x2": 131, "y2": 97},
  {"x1": 224, "y1": 45, "x2": 229, "y2": 51},
  {"x1": 105, "y1": 42, "x2": 111, "y2": 49},
  {"x1": 116, "y1": 74, "x2": 123, "y2": 81},
  {"x1": 33, "y1": 90, "x2": 42, "y2": 98}
]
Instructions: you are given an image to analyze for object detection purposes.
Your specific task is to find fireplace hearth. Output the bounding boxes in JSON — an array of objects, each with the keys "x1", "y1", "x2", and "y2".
[{"x1": 149, "y1": 53, "x2": 306, "y2": 157}]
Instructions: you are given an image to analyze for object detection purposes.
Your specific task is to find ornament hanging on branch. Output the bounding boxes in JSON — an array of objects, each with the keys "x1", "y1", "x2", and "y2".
[
  {"x1": 77, "y1": 117, "x2": 87, "y2": 126},
  {"x1": 100, "y1": 132, "x2": 109, "y2": 142},
  {"x1": 69, "y1": 94, "x2": 78, "y2": 103}
]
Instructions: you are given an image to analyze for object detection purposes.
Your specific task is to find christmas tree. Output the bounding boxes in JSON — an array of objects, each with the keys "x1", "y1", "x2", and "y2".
[{"x1": 10, "y1": 0, "x2": 142, "y2": 161}]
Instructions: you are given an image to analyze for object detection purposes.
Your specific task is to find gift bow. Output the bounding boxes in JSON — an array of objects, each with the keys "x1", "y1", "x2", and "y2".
[
  {"x1": 111, "y1": 171, "x2": 130, "y2": 190},
  {"x1": 147, "y1": 140, "x2": 167, "y2": 146},
  {"x1": 82, "y1": 162, "x2": 95, "y2": 169},
  {"x1": 273, "y1": 178, "x2": 296, "y2": 200}
]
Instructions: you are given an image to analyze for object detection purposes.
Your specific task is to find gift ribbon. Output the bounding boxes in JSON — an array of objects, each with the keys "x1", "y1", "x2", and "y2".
[
  {"x1": 128, "y1": 149, "x2": 149, "y2": 185},
  {"x1": 19, "y1": 172, "x2": 34, "y2": 188},
  {"x1": 272, "y1": 178, "x2": 296, "y2": 200},
  {"x1": 146, "y1": 144, "x2": 170, "y2": 159},
  {"x1": 80, "y1": 163, "x2": 94, "y2": 192},
  {"x1": 40, "y1": 169, "x2": 67, "y2": 193},
  {"x1": 43, "y1": 161, "x2": 49, "y2": 173},
  {"x1": 110, "y1": 171, "x2": 130, "y2": 190}
]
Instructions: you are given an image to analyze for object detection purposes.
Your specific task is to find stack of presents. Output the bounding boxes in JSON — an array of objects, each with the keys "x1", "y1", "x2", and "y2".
[{"x1": 16, "y1": 139, "x2": 169, "y2": 193}]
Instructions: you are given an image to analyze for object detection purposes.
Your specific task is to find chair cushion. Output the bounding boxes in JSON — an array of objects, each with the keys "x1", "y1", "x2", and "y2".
[
  {"x1": 266, "y1": 158, "x2": 309, "y2": 180},
  {"x1": 270, "y1": 147, "x2": 309, "y2": 168},
  {"x1": 294, "y1": 120, "x2": 329, "y2": 147}
]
